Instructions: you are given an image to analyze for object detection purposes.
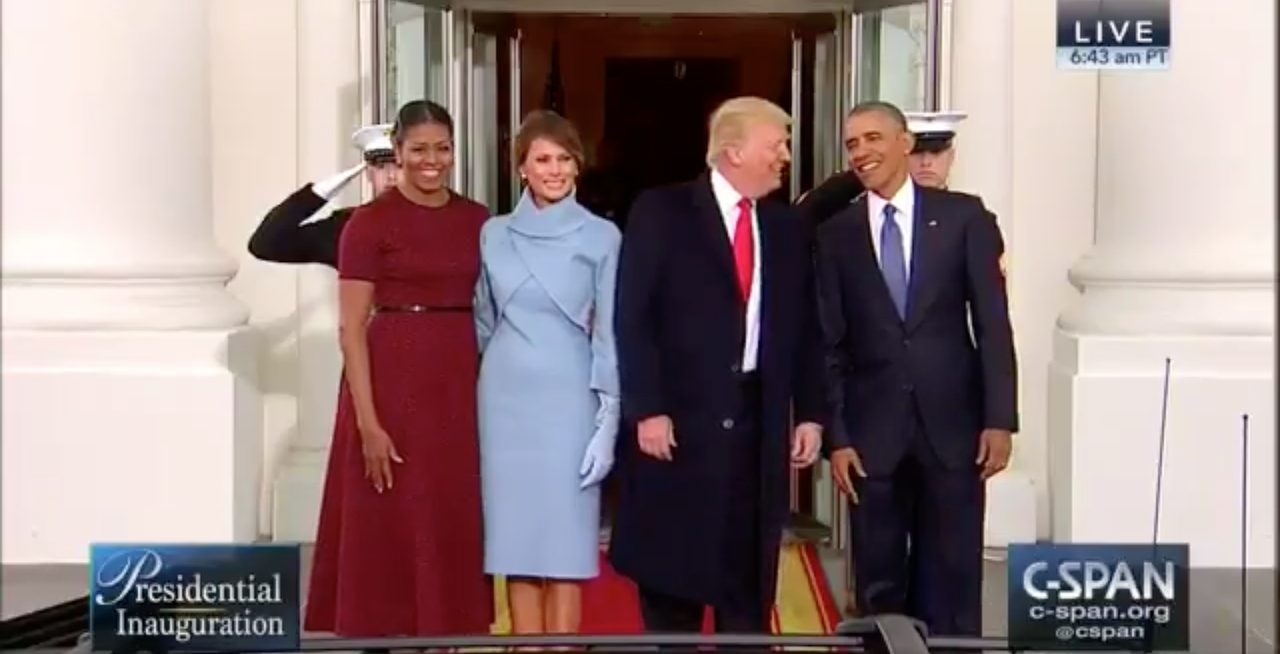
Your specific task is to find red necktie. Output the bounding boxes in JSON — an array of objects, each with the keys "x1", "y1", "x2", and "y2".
[{"x1": 733, "y1": 198, "x2": 754, "y2": 300}]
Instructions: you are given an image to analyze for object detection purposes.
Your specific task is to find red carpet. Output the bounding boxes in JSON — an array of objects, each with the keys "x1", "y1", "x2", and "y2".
[{"x1": 494, "y1": 544, "x2": 839, "y2": 634}]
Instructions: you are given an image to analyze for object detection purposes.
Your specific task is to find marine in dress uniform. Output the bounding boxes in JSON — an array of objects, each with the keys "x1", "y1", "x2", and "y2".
[
  {"x1": 905, "y1": 110, "x2": 1008, "y2": 277},
  {"x1": 247, "y1": 124, "x2": 400, "y2": 268},
  {"x1": 905, "y1": 110, "x2": 966, "y2": 190}
]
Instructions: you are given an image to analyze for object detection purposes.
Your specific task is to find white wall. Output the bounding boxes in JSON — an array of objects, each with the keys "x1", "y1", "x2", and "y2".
[
  {"x1": 948, "y1": 0, "x2": 1101, "y2": 541},
  {"x1": 209, "y1": 0, "x2": 368, "y2": 540}
]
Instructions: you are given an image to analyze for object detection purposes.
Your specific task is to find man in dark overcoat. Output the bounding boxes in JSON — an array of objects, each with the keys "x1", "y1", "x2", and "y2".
[{"x1": 609, "y1": 97, "x2": 828, "y2": 633}]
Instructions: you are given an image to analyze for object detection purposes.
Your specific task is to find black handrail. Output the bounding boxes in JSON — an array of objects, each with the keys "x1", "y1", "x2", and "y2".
[
  {"x1": 39, "y1": 614, "x2": 1016, "y2": 652},
  {"x1": 0, "y1": 596, "x2": 86, "y2": 649}
]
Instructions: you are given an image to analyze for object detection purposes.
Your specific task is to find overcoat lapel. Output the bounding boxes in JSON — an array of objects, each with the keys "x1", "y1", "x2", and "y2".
[{"x1": 691, "y1": 173, "x2": 740, "y2": 298}]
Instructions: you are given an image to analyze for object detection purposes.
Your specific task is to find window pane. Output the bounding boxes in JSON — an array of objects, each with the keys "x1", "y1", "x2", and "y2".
[
  {"x1": 385, "y1": 1, "x2": 447, "y2": 118},
  {"x1": 856, "y1": 2, "x2": 929, "y2": 111}
]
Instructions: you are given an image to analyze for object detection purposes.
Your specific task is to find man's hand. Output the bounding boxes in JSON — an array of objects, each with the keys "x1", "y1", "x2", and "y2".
[
  {"x1": 976, "y1": 428, "x2": 1013, "y2": 479},
  {"x1": 791, "y1": 422, "x2": 822, "y2": 468},
  {"x1": 637, "y1": 415, "x2": 676, "y2": 461},
  {"x1": 830, "y1": 446, "x2": 867, "y2": 503}
]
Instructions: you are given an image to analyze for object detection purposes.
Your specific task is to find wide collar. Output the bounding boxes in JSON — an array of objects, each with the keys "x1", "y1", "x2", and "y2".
[{"x1": 507, "y1": 189, "x2": 589, "y2": 239}]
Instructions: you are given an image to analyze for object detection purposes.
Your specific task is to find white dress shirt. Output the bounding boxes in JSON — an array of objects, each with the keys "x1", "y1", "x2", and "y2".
[
  {"x1": 866, "y1": 177, "x2": 917, "y2": 276},
  {"x1": 710, "y1": 169, "x2": 762, "y2": 373}
]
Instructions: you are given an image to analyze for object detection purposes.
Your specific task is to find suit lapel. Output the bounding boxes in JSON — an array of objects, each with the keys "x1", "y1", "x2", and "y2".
[
  {"x1": 692, "y1": 173, "x2": 739, "y2": 296},
  {"x1": 758, "y1": 202, "x2": 783, "y2": 335},
  {"x1": 905, "y1": 187, "x2": 941, "y2": 330}
]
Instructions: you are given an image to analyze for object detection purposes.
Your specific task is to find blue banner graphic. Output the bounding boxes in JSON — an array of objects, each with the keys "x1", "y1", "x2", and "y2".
[{"x1": 90, "y1": 543, "x2": 301, "y2": 652}]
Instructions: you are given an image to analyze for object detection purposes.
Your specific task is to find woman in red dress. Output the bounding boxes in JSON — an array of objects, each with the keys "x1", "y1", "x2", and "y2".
[{"x1": 305, "y1": 100, "x2": 493, "y2": 637}]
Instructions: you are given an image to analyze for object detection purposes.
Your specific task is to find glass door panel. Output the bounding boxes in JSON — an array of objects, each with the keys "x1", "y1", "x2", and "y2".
[
  {"x1": 854, "y1": 0, "x2": 931, "y2": 110},
  {"x1": 379, "y1": 0, "x2": 450, "y2": 122},
  {"x1": 462, "y1": 13, "x2": 519, "y2": 212},
  {"x1": 812, "y1": 27, "x2": 843, "y2": 183}
]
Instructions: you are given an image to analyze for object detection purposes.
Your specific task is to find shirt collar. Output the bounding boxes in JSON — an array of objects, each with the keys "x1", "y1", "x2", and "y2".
[
  {"x1": 869, "y1": 177, "x2": 916, "y2": 218},
  {"x1": 710, "y1": 168, "x2": 750, "y2": 215}
]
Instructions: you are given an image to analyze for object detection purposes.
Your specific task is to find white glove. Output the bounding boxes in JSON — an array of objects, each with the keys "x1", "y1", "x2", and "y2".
[
  {"x1": 311, "y1": 163, "x2": 367, "y2": 201},
  {"x1": 579, "y1": 394, "x2": 620, "y2": 489}
]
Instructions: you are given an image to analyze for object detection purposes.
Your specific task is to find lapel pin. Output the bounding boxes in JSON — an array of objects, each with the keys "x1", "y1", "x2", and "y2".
[{"x1": 927, "y1": 220, "x2": 938, "y2": 227}]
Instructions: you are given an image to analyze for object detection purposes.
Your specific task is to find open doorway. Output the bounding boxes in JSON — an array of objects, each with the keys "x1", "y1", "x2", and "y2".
[
  {"x1": 592, "y1": 57, "x2": 740, "y2": 226},
  {"x1": 508, "y1": 14, "x2": 797, "y2": 216}
]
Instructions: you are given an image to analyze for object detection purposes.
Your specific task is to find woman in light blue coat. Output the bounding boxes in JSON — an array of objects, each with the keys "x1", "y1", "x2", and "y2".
[{"x1": 474, "y1": 111, "x2": 622, "y2": 635}]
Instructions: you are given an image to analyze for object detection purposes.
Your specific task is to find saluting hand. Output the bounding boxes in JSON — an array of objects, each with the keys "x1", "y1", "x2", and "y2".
[
  {"x1": 830, "y1": 447, "x2": 868, "y2": 504},
  {"x1": 637, "y1": 415, "x2": 676, "y2": 461},
  {"x1": 359, "y1": 422, "x2": 404, "y2": 492}
]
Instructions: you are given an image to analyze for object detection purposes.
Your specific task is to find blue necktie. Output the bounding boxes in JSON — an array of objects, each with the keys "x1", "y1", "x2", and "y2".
[{"x1": 880, "y1": 205, "x2": 908, "y2": 319}]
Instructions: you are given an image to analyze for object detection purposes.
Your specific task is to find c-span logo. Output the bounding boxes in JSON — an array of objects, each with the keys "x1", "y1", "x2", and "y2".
[
  {"x1": 1056, "y1": 0, "x2": 1171, "y2": 71},
  {"x1": 90, "y1": 544, "x2": 301, "y2": 652},
  {"x1": 1008, "y1": 543, "x2": 1189, "y2": 650}
]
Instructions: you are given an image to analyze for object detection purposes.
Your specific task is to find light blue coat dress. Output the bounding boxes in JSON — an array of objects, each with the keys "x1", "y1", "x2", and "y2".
[{"x1": 474, "y1": 191, "x2": 622, "y2": 579}]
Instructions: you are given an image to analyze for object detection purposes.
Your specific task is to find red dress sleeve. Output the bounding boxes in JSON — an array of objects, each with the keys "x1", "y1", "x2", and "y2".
[{"x1": 338, "y1": 206, "x2": 383, "y2": 281}]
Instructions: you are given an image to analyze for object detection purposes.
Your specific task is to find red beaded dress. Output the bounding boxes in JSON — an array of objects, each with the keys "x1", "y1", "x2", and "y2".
[{"x1": 305, "y1": 188, "x2": 493, "y2": 637}]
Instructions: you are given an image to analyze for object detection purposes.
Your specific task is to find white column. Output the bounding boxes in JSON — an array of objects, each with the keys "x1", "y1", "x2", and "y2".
[
  {"x1": 2, "y1": 1, "x2": 247, "y2": 330},
  {"x1": 1049, "y1": 0, "x2": 1276, "y2": 567},
  {"x1": 1, "y1": 0, "x2": 261, "y2": 564},
  {"x1": 948, "y1": 0, "x2": 1012, "y2": 221},
  {"x1": 272, "y1": 0, "x2": 365, "y2": 542},
  {"x1": 946, "y1": 0, "x2": 1037, "y2": 552}
]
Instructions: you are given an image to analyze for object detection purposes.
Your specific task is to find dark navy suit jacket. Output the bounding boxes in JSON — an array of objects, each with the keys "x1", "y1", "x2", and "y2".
[{"x1": 815, "y1": 186, "x2": 1018, "y2": 475}]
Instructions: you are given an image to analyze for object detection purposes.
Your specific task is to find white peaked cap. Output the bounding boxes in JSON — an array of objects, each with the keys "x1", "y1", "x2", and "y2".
[
  {"x1": 351, "y1": 123, "x2": 395, "y2": 156},
  {"x1": 904, "y1": 110, "x2": 968, "y2": 136}
]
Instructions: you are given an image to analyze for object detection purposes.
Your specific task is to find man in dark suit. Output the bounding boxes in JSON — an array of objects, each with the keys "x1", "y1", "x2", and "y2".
[
  {"x1": 610, "y1": 97, "x2": 827, "y2": 634},
  {"x1": 815, "y1": 101, "x2": 1018, "y2": 638}
]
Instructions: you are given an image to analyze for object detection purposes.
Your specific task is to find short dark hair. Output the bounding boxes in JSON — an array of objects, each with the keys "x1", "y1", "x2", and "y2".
[
  {"x1": 392, "y1": 100, "x2": 454, "y2": 143},
  {"x1": 513, "y1": 110, "x2": 586, "y2": 168},
  {"x1": 849, "y1": 101, "x2": 909, "y2": 132}
]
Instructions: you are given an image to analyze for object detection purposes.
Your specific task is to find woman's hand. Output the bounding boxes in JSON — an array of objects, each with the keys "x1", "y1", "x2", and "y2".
[{"x1": 359, "y1": 421, "x2": 403, "y2": 493}]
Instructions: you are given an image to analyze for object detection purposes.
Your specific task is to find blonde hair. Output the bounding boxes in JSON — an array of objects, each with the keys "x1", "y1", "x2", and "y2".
[{"x1": 705, "y1": 97, "x2": 792, "y2": 167}]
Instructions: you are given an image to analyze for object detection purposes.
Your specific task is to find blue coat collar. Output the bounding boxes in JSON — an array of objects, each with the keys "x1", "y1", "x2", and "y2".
[{"x1": 508, "y1": 189, "x2": 589, "y2": 239}]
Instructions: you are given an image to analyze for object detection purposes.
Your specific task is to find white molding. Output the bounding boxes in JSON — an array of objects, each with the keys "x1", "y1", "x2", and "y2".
[
  {"x1": 1056, "y1": 284, "x2": 1275, "y2": 337},
  {"x1": 1047, "y1": 331, "x2": 1275, "y2": 568},
  {"x1": 2, "y1": 280, "x2": 250, "y2": 331},
  {"x1": 3, "y1": 329, "x2": 262, "y2": 564}
]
